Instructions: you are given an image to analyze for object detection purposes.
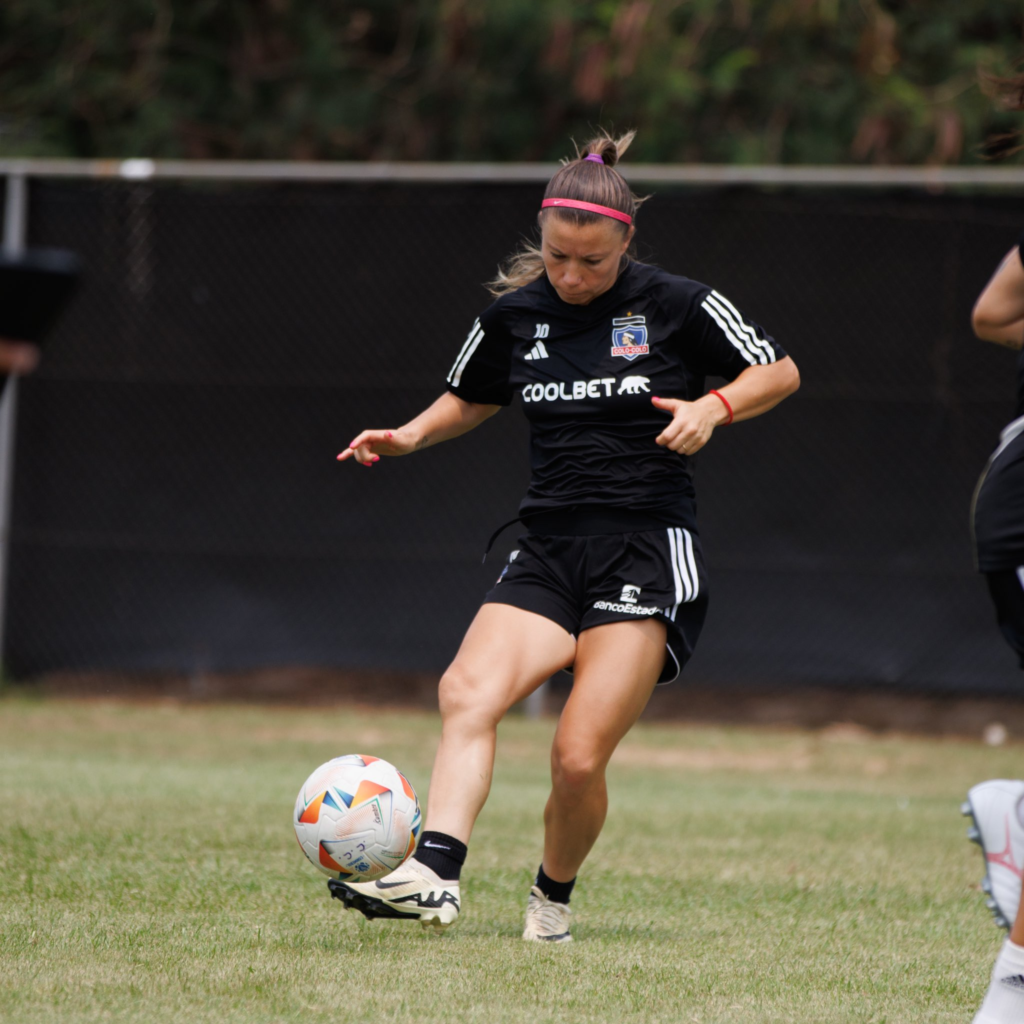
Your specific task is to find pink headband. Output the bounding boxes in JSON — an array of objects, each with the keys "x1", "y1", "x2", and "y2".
[{"x1": 540, "y1": 198, "x2": 633, "y2": 226}]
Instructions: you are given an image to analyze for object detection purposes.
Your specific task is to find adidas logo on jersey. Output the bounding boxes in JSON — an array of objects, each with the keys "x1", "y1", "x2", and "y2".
[{"x1": 525, "y1": 341, "x2": 550, "y2": 361}]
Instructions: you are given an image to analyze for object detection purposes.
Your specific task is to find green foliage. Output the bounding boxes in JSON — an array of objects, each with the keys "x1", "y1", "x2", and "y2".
[{"x1": 0, "y1": 1, "x2": 1022, "y2": 163}]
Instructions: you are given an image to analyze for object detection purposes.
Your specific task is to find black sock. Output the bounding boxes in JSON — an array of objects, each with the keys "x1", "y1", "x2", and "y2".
[
  {"x1": 535, "y1": 864, "x2": 576, "y2": 905},
  {"x1": 412, "y1": 831, "x2": 467, "y2": 881}
]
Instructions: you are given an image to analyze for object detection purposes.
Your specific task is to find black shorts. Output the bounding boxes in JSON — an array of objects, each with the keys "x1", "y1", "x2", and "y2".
[
  {"x1": 483, "y1": 528, "x2": 708, "y2": 684},
  {"x1": 973, "y1": 418, "x2": 1024, "y2": 572},
  {"x1": 986, "y1": 568, "x2": 1024, "y2": 670}
]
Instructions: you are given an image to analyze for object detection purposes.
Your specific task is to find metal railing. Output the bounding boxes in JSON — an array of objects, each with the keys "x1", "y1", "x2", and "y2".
[{"x1": 1, "y1": 159, "x2": 1024, "y2": 186}]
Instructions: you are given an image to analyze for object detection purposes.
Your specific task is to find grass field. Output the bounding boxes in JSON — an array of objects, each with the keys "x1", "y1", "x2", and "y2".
[{"x1": 0, "y1": 697, "x2": 1018, "y2": 1023}]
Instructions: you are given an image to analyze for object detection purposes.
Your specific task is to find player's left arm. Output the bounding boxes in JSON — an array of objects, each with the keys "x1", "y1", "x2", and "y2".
[
  {"x1": 972, "y1": 246, "x2": 1024, "y2": 350},
  {"x1": 653, "y1": 357, "x2": 799, "y2": 454}
]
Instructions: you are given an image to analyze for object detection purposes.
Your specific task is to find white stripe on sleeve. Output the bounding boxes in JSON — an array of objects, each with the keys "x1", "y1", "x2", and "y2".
[
  {"x1": 704, "y1": 293, "x2": 766, "y2": 365},
  {"x1": 700, "y1": 298, "x2": 757, "y2": 366},
  {"x1": 447, "y1": 320, "x2": 480, "y2": 382},
  {"x1": 448, "y1": 322, "x2": 484, "y2": 387},
  {"x1": 709, "y1": 291, "x2": 775, "y2": 364}
]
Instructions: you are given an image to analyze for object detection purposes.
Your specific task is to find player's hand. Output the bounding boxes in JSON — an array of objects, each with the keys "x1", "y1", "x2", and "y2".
[
  {"x1": 0, "y1": 339, "x2": 39, "y2": 375},
  {"x1": 337, "y1": 428, "x2": 417, "y2": 467},
  {"x1": 651, "y1": 395, "x2": 723, "y2": 456}
]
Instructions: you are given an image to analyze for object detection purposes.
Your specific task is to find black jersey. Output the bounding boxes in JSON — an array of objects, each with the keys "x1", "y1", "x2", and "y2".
[{"x1": 446, "y1": 261, "x2": 787, "y2": 532}]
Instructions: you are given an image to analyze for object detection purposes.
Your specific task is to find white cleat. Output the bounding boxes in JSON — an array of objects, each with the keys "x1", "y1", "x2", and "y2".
[
  {"x1": 962, "y1": 780, "x2": 1024, "y2": 931},
  {"x1": 328, "y1": 858, "x2": 460, "y2": 931},
  {"x1": 522, "y1": 885, "x2": 573, "y2": 943}
]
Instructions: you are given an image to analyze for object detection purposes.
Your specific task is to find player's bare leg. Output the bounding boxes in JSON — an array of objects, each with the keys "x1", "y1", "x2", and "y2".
[
  {"x1": 426, "y1": 603, "x2": 576, "y2": 841},
  {"x1": 541, "y1": 617, "x2": 664, "y2": 881},
  {"x1": 331, "y1": 603, "x2": 575, "y2": 929},
  {"x1": 521, "y1": 618, "x2": 663, "y2": 942}
]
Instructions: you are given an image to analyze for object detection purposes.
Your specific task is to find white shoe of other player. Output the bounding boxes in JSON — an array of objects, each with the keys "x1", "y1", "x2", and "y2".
[
  {"x1": 522, "y1": 885, "x2": 573, "y2": 943},
  {"x1": 972, "y1": 939, "x2": 1024, "y2": 1024},
  {"x1": 327, "y1": 858, "x2": 460, "y2": 931},
  {"x1": 962, "y1": 780, "x2": 1024, "y2": 931}
]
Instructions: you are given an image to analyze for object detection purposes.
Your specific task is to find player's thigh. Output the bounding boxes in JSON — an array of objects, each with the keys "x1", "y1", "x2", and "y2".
[
  {"x1": 441, "y1": 602, "x2": 576, "y2": 719},
  {"x1": 551, "y1": 617, "x2": 666, "y2": 773}
]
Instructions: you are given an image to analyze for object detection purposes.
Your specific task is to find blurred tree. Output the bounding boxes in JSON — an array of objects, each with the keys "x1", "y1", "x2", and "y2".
[{"x1": 0, "y1": 0, "x2": 1021, "y2": 163}]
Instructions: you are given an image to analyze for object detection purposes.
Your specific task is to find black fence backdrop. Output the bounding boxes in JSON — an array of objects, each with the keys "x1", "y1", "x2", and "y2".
[{"x1": 4, "y1": 179, "x2": 1024, "y2": 695}]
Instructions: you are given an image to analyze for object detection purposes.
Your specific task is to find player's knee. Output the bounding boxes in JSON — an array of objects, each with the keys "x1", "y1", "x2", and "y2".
[
  {"x1": 438, "y1": 663, "x2": 504, "y2": 728},
  {"x1": 551, "y1": 744, "x2": 604, "y2": 793}
]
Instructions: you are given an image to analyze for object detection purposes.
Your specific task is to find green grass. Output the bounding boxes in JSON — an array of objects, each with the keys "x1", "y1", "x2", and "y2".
[{"x1": 0, "y1": 697, "x2": 1017, "y2": 1023}]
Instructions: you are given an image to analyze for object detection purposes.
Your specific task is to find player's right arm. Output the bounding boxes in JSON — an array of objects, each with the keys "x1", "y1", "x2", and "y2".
[
  {"x1": 972, "y1": 246, "x2": 1024, "y2": 350},
  {"x1": 338, "y1": 393, "x2": 500, "y2": 466},
  {"x1": 340, "y1": 305, "x2": 514, "y2": 467}
]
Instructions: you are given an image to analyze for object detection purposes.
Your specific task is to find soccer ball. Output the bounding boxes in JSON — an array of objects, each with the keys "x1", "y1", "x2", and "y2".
[{"x1": 293, "y1": 754, "x2": 422, "y2": 883}]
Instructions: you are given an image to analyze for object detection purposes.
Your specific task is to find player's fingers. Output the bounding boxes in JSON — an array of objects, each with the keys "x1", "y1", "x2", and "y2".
[
  {"x1": 655, "y1": 423, "x2": 684, "y2": 447},
  {"x1": 352, "y1": 448, "x2": 381, "y2": 466},
  {"x1": 655, "y1": 413, "x2": 692, "y2": 446},
  {"x1": 671, "y1": 427, "x2": 711, "y2": 455},
  {"x1": 651, "y1": 395, "x2": 683, "y2": 414},
  {"x1": 337, "y1": 432, "x2": 384, "y2": 466},
  {"x1": 344, "y1": 429, "x2": 390, "y2": 452},
  {"x1": 337, "y1": 448, "x2": 380, "y2": 465}
]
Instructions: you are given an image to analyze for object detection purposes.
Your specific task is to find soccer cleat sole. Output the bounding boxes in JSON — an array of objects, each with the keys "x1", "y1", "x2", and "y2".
[
  {"x1": 523, "y1": 932, "x2": 573, "y2": 944},
  {"x1": 962, "y1": 798, "x2": 1012, "y2": 931},
  {"x1": 327, "y1": 879, "x2": 457, "y2": 930},
  {"x1": 328, "y1": 879, "x2": 420, "y2": 921}
]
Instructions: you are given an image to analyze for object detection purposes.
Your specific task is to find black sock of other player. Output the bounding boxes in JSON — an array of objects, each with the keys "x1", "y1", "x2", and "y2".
[
  {"x1": 536, "y1": 864, "x2": 576, "y2": 905},
  {"x1": 413, "y1": 831, "x2": 467, "y2": 882}
]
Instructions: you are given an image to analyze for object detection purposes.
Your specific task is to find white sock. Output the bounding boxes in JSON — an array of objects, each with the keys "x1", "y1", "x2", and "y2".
[{"x1": 974, "y1": 939, "x2": 1024, "y2": 1024}]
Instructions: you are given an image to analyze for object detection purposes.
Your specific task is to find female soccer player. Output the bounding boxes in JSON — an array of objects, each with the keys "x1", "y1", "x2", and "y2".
[
  {"x1": 332, "y1": 131, "x2": 800, "y2": 941},
  {"x1": 961, "y1": 229, "x2": 1024, "y2": 1023}
]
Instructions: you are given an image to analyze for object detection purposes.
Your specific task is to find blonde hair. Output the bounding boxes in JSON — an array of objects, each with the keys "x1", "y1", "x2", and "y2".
[{"x1": 488, "y1": 130, "x2": 645, "y2": 297}]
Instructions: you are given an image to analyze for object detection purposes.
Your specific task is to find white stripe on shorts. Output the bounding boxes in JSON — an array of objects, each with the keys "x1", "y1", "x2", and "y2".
[
  {"x1": 667, "y1": 529, "x2": 684, "y2": 617},
  {"x1": 666, "y1": 527, "x2": 699, "y2": 620}
]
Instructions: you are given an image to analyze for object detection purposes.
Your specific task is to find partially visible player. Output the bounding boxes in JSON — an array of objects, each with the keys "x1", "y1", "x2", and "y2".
[
  {"x1": 0, "y1": 337, "x2": 38, "y2": 374},
  {"x1": 961, "y1": 225, "x2": 1024, "y2": 1023}
]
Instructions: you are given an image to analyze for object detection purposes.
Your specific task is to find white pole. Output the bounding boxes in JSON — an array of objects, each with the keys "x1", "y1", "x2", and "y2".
[{"x1": 0, "y1": 172, "x2": 29, "y2": 670}]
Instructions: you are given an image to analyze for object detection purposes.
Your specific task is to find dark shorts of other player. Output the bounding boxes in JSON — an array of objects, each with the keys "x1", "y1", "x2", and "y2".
[
  {"x1": 483, "y1": 528, "x2": 708, "y2": 685},
  {"x1": 973, "y1": 418, "x2": 1024, "y2": 572},
  {"x1": 985, "y1": 568, "x2": 1024, "y2": 671}
]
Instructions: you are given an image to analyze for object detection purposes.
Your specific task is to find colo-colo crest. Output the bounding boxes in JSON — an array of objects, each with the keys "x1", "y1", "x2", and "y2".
[{"x1": 611, "y1": 315, "x2": 649, "y2": 360}]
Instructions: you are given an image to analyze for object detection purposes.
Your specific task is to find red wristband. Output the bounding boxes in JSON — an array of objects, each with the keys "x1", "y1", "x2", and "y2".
[{"x1": 708, "y1": 389, "x2": 733, "y2": 424}]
